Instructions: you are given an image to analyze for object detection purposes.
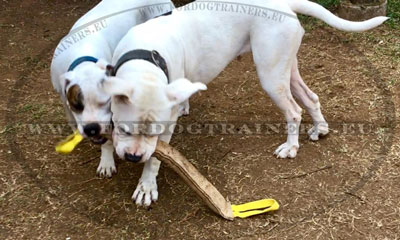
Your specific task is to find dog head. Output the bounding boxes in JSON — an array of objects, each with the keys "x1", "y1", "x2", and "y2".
[
  {"x1": 60, "y1": 59, "x2": 112, "y2": 144},
  {"x1": 101, "y1": 64, "x2": 206, "y2": 162}
]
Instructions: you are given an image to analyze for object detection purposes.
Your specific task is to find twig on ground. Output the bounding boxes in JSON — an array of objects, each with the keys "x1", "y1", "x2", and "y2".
[
  {"x1": 236, "y1": 79, "x2": 249, "y2": 95},
  {"x1": 345, "y1": 191, "x2": 365, "y2": 203},
  {"x1": 279, "y1": 165, "x2": 333, "y2": 180},
  {"x1": 179, "y1": 208, "x2": 200, "y2": 224},
  {"x1": 78, "y1": 155, "x2": 98, "y2": 166},
  {"x1": 219, "y1": 148, "x2": 232, "y2": 161}
]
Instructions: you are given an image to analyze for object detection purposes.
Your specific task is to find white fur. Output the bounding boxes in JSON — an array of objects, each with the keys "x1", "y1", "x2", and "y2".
[
  {"x1": 97, "y1": 140, "x2": 117, "y2": 178},
  {"x1": 50, "y1": 0, "x2": 174, "y2": 177},
  {"x1": 287, "y1": 0, "x2": 389, "y2": 32},
  {"x1": 105, "y1": 0, "x2": 387, "y2": 205}
]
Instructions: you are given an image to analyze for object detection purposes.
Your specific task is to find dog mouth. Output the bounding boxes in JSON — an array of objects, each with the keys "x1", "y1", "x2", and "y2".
[{"x1": 90, "y1": 135, "x2": 108, "y2": 145}]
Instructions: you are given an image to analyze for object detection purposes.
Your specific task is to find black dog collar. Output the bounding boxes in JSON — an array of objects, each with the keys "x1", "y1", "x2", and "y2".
[
  {"x1": 155, "y1": 10, "x2": 172, "y2": 18},
  {"x1": 107, "y1": 49, "x2": 169, "y2": 83}
]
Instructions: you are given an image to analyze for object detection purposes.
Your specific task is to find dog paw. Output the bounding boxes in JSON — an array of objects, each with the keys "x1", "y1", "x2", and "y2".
[
  {"x1": 178, "y1": 106, "x2": 189, "y2": 117},
  {"x1": 132, "y1": 177, "x2": 158, "y2": 207},
  {"x1": 308, "y1": 122, "x2": 329, "y2": 141},
  {"x1": 274, "y1": 142, "x2": 299, "y2": 158},
  {"x1": 178, "y1": 101, "x2": 190, "y2": 117},
  {"x1": 96, "y1": 160, "x2": 116, "y2": 178}
]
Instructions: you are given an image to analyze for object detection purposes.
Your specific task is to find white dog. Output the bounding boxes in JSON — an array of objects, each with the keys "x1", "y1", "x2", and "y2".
[
  {"x1": 102, "y1": 0, "x2": 388, "y2": 206},
  {"x1": 50, "y1": 0, "x2": 174, "y2": 177}
]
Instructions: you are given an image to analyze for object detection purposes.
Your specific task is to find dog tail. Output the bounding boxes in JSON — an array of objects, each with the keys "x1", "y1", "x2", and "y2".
[{"x1": 288, "y1": 0, "x2": 388, "y2": 32}]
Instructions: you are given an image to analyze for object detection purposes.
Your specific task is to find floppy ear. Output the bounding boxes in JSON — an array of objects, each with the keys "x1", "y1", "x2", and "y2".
[
  {"x1": 100, "y1": 76, "x2": 133, "y2": 104},
  {"x1": 59, "y1": 71, "x2": 75, "y2": 97},
  {"x1": 166, "y1": 78, "x2": 207, "y2": 105}
]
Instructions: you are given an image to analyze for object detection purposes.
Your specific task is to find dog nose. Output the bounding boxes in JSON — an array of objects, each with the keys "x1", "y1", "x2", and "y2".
[
  {"x1": 124, "y1": 153, "x2": 142, "y2": 163},
  {"x1": 84, "y1": 123, "x2": 101, "y2": 137}
]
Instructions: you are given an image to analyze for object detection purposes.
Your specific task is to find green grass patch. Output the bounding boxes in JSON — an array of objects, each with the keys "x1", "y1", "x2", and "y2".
[
  {"x1": 0, "y1": 123, "x2": 22, "y2": 135},
  {"x1": 18, "y1": 103, "x2": 49, "y2": 120},
  {"x1": 387, "y1": 0, "x2": 400, "y2": 28},
  {"x1": 313, "y1": 0, "x2": 341, "y2": 9}
]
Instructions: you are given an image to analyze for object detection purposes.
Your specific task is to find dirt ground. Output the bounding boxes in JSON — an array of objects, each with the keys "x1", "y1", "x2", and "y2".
[{"x1": 1, "y1": 0, "x2": 399, "y2": 239}]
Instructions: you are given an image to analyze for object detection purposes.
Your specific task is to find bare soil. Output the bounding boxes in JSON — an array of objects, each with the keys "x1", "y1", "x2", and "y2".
[{"x1": 1, "y1": 1, "x2": 399, "y2": 239}]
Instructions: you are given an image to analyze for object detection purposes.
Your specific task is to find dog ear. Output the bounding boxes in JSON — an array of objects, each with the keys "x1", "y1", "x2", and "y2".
[
  {"x1": 166, "y1": 78, "x2": 207, "y2": 105},
  {"x1": 100, "y1": 77, "x2": 133, "y2": 104}
]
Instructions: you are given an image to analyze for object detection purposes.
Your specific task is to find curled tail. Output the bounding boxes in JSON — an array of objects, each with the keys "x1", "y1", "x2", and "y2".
[{"x1": 288, "y1": 0, "x2": 388, "y2": 32}]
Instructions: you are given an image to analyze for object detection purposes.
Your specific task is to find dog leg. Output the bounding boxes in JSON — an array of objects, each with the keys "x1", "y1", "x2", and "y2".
[
  {"x1": 256, "y1": 59, "x2": 302, "y2": 158},
  {"x1": 132, "y1": 156, "x2": 160, "y2": 206},
  {"x1": 263, "y1": 78, "x2": 302, "y2": 158},
  {"x1": 132, "y1": 130, "x2": 174, "y2": 206},
  {"x1": 252, "y1": 27, "x2": 304, "y2": 158},
  {"x1": 290, "y1": 59, "x2": 329, "y2": 141},
  {"x1": 97, "y1": 140, "x2": 116, "y2": 178},
  {"x1": 178, "y1": 99, "x2": 190, "y2": 117}
]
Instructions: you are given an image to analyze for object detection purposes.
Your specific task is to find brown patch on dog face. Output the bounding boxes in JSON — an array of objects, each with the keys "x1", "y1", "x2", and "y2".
[
  {"x1": 114, "y1": 94, "x2": 130, "y2": 105},
  {"x1": 67, "y1": 84, "x2": 84, "y2": 113}
]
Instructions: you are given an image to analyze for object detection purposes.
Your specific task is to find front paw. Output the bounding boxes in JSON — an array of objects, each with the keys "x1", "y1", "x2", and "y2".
[
  {"x1": 132, "y1": 177, "x2": 158, "y2": 207},
  {"x1": 274, "y1": 142, "x2": 299, "y2": 159},
  {"x1": 96, "y1": 159, "x2": 116, "y2": 178},
  {"x1": 178, "y1": 101, "x2": 190, "y2": 117}
]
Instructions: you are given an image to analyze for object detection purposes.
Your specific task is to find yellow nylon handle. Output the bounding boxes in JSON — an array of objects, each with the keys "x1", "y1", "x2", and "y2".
[
  {"x1": 55, "y1": 130, "x2": 83, "y2": 154},
  {"x1": 231, "y1": 199, "x2": 279, "y2": 218}
]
